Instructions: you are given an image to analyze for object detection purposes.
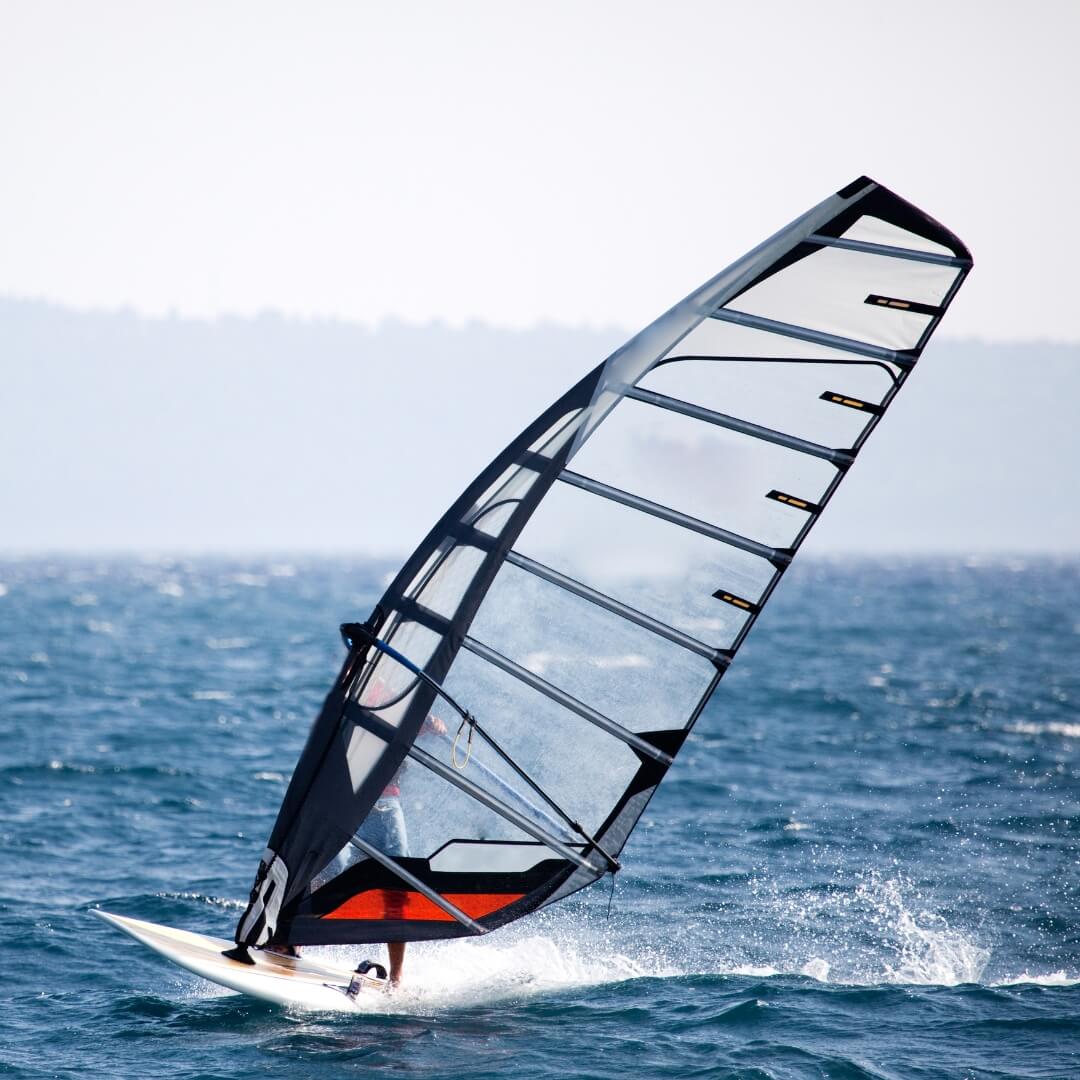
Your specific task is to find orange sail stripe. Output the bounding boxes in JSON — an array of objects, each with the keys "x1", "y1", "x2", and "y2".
[{"x1": 323, "y1": 889, "x2": 524, "y2": 922}]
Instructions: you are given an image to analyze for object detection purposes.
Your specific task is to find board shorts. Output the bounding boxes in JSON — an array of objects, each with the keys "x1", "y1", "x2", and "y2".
[{"x1": 355, "y1": 796, "x2": 409, "y2": 858}]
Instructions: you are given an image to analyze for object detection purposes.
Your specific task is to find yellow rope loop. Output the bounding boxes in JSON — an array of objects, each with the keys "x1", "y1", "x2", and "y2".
[{"x1": 451, "y1": 716, "x2": 474, "y2": 770}]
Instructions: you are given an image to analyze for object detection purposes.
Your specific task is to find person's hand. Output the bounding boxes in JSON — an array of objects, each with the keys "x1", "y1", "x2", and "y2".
[{"x1": 424, "y1": 714, "x2": 448, "y2": 736}]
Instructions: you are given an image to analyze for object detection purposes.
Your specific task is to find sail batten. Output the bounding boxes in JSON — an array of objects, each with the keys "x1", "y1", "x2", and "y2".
[
  {"x1": 807, "y1": 232, "x2": 972, "y2": 267},
  {"x1": 559, "y1": 469, "x2": 792, "y2": 566},
  {"x1": 230, "y1": 177, "x2": 971, "y2": 948},
  {"x1": 505, "y1": 550, "x2": 720, "y2": 661},
  {"x1": 461, "y1": 636, "x2": 674, "y2": 765},
  {"x1": 346, "y1": 835, "x2": 487, "y2": 934},
  {"x1": 709, "y1": 308, "x2": 917, "y2": 367},
  {"x1": 625, "y1": 385, "x2": 856, "y2": 466},
  {"x1": 344, "y1": 700, "x2": 592, "y2": 866}
]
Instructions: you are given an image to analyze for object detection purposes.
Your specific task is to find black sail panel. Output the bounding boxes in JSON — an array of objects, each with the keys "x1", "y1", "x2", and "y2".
[{"x1": 232, "y1": 178, "x2": 972, "y2": 948}]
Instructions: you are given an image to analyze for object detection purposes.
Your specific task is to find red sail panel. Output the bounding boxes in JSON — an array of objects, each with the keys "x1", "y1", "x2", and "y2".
[{"x1": 324, "y1": 889, "x2": 524, "y2": 922}]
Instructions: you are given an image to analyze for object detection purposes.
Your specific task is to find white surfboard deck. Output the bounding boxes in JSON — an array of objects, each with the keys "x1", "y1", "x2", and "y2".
[{"x1": 93, "y1": 909, "x2": 385, "y2": 1011}]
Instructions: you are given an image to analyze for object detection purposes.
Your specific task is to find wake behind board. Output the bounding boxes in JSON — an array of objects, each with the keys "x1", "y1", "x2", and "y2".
[{"x1": 92, "y1": 910, "x2": 385, "y2": 1010}]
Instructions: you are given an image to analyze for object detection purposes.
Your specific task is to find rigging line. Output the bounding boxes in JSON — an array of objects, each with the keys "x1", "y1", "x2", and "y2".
[
  {"x1": 345, "y1": 834, "x2": 486, "y2": 935},
  {"x1": 450, "y1": 716, "x2": 475, "y2": 769}
]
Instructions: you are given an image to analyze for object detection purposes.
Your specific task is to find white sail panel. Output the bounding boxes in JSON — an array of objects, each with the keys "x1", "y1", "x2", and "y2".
[
  {"x1": 725, "y1": 245, "x2": 959, "y2": 351},
  {"x1": 840, "y1": 214, "x2": 957, "y2": 256}
]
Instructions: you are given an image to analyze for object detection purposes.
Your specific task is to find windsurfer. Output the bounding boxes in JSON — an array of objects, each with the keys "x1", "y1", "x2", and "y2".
[
  {"x1": 263, "y1": 711, "x2": 447, "y2": 985},
  {"x1": 356, "y1": 711, "x2": 447, "y2": 985}
]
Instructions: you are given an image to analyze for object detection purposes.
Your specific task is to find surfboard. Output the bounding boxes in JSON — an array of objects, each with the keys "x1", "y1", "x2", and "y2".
[{"x1": 92, "y1": 909, "x2": 385, "y2": 1011}]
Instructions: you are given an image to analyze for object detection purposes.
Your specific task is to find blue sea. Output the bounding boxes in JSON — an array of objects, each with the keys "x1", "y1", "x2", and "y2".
[{"x1": 2, "y1": 556, "x2": 1079, "y2": 1079}]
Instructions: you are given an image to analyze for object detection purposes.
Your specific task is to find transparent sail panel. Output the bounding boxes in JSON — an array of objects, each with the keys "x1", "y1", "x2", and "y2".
[
  {"x1": 319, "y1": 760, "x2": 545, "y2": 888},
  {"x1": 468, "y1": 560, "x2": 715, "y2": 732},
  {"x1": 724, "y1": 246, "x2": 959, "y2": 351},
  {"x1": 567, "y1": 397, "x2": 839, "y2": 550},
  {"x1": 410, "y1": 542, "x2": 488, "y2": 621},
  {"x1": 466, "y1": 463, "x2": 538, "y2": 537},
  {"x1": 513, "y1": 480, "x2": 770, "y2": 645},
  {"x1": 440, "y1": 648, "x2": 642, "y2": 834},
  {"x1": 639, "y1": 358, "x2": 890, "y2": 449},
  {"x1": 455, "y1": 409, "x2": 587, "y2": 542},
  {"x1": 429, "y1": 841, "x2": 561, "y2": 874}
]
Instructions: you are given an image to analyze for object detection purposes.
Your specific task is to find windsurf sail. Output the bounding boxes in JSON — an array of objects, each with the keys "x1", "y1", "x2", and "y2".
[{"x1": 232, "y1": 177, "x2": 971, "y2": 949}]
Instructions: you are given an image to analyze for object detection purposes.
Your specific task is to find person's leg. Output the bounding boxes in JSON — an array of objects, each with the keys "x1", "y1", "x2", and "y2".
[
  {"x1": 358, "y1": 798, "x2": 410, "y2": 987},
  {"x1": 388, "y1": 941, "x2": 405, "y2": 985}
]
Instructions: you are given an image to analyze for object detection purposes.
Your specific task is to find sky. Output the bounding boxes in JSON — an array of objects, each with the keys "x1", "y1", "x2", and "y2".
[
  {"x1": 2, "y1": 1, "x2": 1079, "y2": 556},
  {"x1": 1, "y1": 0, "x2": 1078, "y2": 340}
]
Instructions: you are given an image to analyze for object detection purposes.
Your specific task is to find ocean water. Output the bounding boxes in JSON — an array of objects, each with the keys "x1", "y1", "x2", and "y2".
[{"x1": 2, "y1": 556, "x2": 1079, "y2": 1079}]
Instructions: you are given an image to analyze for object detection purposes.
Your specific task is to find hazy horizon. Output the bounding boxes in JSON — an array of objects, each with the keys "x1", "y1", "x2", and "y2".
[{"x1": 5, "y1": 297, "x2": 1079, "y2": 558}]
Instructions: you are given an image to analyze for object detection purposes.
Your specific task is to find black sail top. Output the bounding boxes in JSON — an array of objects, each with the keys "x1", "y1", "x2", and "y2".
[{"x1": 232, "y1": 178, "x2": 972, "y2": 948}]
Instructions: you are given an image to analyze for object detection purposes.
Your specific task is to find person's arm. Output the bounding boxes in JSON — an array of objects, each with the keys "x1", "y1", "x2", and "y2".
[{"x1": 422, "y1": 713, "x2": 447, "y2": 736}]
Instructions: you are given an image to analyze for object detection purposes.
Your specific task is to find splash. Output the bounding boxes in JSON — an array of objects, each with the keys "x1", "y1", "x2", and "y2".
[
  {"x1": 738, "y1": 871, "x2": 991, "y2": 987},
  {"x1": 316, "y1": 924, "x2": 675, "y2": 1015}
]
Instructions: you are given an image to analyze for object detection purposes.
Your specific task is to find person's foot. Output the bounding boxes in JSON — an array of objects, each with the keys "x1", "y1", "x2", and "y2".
[{"x1": 264, "y1": 944, "x2": 301, "y2": 958}]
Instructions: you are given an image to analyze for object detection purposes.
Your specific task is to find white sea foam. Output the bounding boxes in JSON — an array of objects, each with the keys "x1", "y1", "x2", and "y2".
[
  {"x1": 176, "y1": 873, "x2": 1051, "y2": 1015},
  {"x1": 316, "y1": 932, "x2": 670, "y2": 1015},
  {"x1": 1007, "y1": 720, "x2": 1080, "y2": 738},
  {"x1": 993, "y1": 970, "x2": 1080, "y2": 987}
]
